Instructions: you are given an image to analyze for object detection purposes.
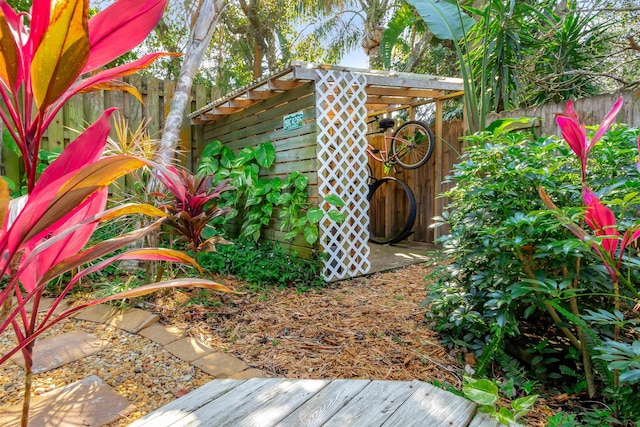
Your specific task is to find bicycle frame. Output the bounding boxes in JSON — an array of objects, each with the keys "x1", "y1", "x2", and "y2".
[{"x1": 365, "y1": 128, "x2": 411, "y2": 166}]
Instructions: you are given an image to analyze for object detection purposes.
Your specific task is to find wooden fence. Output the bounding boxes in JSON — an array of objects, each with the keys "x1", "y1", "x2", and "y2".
[
  {"x1": 486, "y1": 90, "x2": 640, "y2": 137},
  {"x1": 367, "y1": 119, "x2": 465, "y2": 243},
  {"x1": 0, "y1": 75, "x2": 222, "y2": 186}
]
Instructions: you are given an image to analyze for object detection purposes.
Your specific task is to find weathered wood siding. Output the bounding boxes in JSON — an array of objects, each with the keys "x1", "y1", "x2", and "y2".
[
  {"x1": 201, "y1": 82, "x2": 317, "y2": 257},
  {"x1": 0, "y1": 75, "x2": 220, "y2": 187},
  {"x1": 367, "y1": 119, "x2": 465, "y2": 243},
  {"x1": 486, "y1": 90, "x2": 640, "y2": 136}
]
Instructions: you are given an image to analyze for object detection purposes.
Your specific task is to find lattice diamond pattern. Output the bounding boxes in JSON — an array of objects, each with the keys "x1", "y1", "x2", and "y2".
[{"x1": 315, "y1": 69, "x2": 371, "y2": 281}]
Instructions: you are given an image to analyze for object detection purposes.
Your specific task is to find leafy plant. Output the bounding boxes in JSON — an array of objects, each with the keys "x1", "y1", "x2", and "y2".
[
  {"x1": 462, "y1": 376, "x2": 538, "y2": 426},
  {"x1": 199, "y1": 237, "x2": 325, "y2": 290},
  {"x1": 198, "y1": 140, "x2": 345, "y2": 244},
  {"x1": 155, "y1": 167, "x2": 233, "y2": 262},
  {"x1": 427, "y1": 111, "x2": 640, "y2": 421},
  {"x1": 0, "y1": 1, "x2": 234, "y2": 425}
]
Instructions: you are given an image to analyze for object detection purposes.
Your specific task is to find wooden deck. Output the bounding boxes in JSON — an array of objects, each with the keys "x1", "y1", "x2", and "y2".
[{"x1": 128, "y1": 378, "x2": 506, "y2": 427}]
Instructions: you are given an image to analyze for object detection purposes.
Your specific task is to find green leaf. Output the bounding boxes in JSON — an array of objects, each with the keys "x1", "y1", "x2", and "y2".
[
  {"x1": 306, "y1": 207, "x2": 324, "y2": 224},
  {"x1": 462, "y1": 378, "x2": 498, "y2": 406},
  {"x1": 202, "y1": 140, "x2": 223, "y2": 158},
  {"x1": 325, "y1": 194, "x2": 345, "y2": 207},
  {"x1": 303, "y1": 225, "x2": 319, "y2": 244},
  {"x1": 253, "y1": 178, "x2": 272, "y2": 196},
  {"x1": 294, "y1": 174, "x2": 308, "y2": 191},
  {"x1": 255, "y1": 141, "x2": 276, "y2": 168},
  {"x1": 284, "y1": 230, "x2": 299, "y2": 240},
  {"x1": 406, "y1": 0, "x2": 475, "y2": 41},
  {"x1": 327, "y1": 210, "x2": 346, "y2": 223},
  {"x1": 511, "y1": 395, "x2": 538, "y2": 412},
  {"x1": 2, "y1": 129, "x2": 21, "y2": 157},
  {"x1": 234, "y1": 147, "x2": 255, "y2": 167},
  {"x1": 220, "y1": 146, "x2": 235, "y2": 168}
]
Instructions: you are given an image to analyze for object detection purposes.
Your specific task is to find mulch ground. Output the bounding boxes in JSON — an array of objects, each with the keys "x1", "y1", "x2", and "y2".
[{"x1": 150, "y1": 263, "x2": 554, "y2": 425}]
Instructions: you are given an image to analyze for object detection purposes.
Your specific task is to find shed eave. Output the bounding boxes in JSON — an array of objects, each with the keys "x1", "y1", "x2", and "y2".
[{"x1": 188, "y1": 61, "x2": 464, "y2": 125}]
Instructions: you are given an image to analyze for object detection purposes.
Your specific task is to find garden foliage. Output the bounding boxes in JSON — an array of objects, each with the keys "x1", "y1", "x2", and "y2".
[
  {"x1": 0, "y1": 1, "x2": 234, "y2": 425},
  {"x1": 428, "y1": 104, "x2": 640, "y2": 422}
]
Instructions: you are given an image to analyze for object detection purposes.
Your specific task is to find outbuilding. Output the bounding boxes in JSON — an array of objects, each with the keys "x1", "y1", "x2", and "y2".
[{"x1": 188, "y1": 62, "x2": 464, "y2": 281}]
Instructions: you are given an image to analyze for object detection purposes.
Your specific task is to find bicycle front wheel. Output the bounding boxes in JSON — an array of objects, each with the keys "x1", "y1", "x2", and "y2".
[
  {"x1": 367, "y1": 177, "x2": 416, "y2": 245},
  {"x1": 390, "y1": 121, "x2": 435, "y2": 170}
]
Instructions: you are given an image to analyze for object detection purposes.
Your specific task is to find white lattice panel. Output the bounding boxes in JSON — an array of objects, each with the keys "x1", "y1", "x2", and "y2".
[{"x1": 315, "y1": 69, "x2": 371, "y2": 281}]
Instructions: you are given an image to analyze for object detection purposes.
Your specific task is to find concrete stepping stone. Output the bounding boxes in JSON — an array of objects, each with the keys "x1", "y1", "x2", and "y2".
[
  {"x1": 0, "y1": 375, "x2": 133, "y2": 427},
  {"x1": 191, "y1": 352, "x2": 250, "y2": 377},
  {"x1": 138, "y1": 323, "x2": 187, "y2": 346},
  {"x1": 74, "y1": 304, "x2": 159, "y2": 333},
  {"x1": 164, "y1": 337, "x2": 213, "y2": 362},
  {"x1": 10, "y1": 330, "x2": 110, "y2": 373}
]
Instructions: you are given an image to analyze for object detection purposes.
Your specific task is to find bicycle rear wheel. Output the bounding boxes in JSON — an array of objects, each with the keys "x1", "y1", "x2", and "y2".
[
  {"x1": 367, "y1": 177, "x2": 416, "y2": 244},
  {"x1": 390, "y1": 121, "x2": 435, "y2": 170}
]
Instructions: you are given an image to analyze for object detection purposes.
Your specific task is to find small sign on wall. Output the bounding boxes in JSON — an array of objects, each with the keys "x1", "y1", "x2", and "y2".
[{"x1": 283, "y1": 111, "x2": 304, "y2": 131}]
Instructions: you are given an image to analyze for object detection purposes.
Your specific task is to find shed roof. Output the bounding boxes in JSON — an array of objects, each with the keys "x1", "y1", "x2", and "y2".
[{"x1": 188, "y1": 61, "x2": 464, "y2": 125}]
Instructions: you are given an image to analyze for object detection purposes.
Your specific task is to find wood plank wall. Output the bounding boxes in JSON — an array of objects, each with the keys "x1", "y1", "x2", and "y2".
[
  {"x1": 0, "y1": 75, "x2": 220, "y2": 187},
  {"x1": 201, "y1": 82, "x2": 318, "y2": 257},
  {"x1": 367, "y1": 119, "x2": 465, "y2": 243}
]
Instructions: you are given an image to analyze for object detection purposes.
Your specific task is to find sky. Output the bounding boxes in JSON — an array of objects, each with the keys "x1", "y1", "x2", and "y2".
[{"x1": 339, "y1": 49, "x2": 370, "y2": 69}]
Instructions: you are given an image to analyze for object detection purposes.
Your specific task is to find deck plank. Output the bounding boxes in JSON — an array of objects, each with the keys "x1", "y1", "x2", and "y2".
[
  {"x1": 127, "y1": 379, "x2": 245, "y2": 427},
  {"x1": 321, "y1": 380, "x2": 418, "y2": 427},
  {"x1": 382, "y1": 380, "x2": 476, "y2": 427},
  {"x1": 276, "y1": 379, "x2": 371, "y2": 427},
  {"x1": 178, "y1": 378, "x2": 329, "y2": 426}
]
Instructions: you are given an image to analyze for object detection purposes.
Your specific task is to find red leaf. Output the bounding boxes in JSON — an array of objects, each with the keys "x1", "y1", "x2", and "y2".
[
  {"x1": 0, "y1": 4, "x2": 22, "y2": 90},
  {"x1": 583, "y1": 187, "x2": 619, "y2": 258},
  {"x1": 84, "y1": 0, "x2": 168, "y2": 72},
  {"x1": 590, "y1": 97, "x2": 623, "y2": 150},
  {"x1": 30, "y1": 0, "x2": 89, "y2": 109},
  {"x1": 35, "y1": 109, "x2": 115, "y2": 192}
]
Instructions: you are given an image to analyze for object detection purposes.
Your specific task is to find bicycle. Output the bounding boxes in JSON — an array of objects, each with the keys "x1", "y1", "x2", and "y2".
[
  {"x1": 365, "y1": 117, "x2": 434, "y2": 244},
  {"x1": 366, "y1": 117, "x2": 435, "y2": 171}
]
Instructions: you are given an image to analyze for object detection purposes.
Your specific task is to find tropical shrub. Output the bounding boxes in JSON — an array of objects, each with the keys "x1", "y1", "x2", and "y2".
[
  {"x1": 198, "y1": 140, "x2": 345, "y2": 244},
  {"x1": 199, "y1": 237, "x2": 325, "y2": 290},
  {"x1": 427, "y1": 111, "x2": 640, "y2": 422},
  {"x1": 0, "y1": 1, "x2": 234, "y2": 425}
]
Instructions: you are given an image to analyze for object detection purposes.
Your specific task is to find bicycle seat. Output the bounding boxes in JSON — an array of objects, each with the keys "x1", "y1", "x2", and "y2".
[{"x1": 379, "y1": 118, "x2": 395, "y2": 130}]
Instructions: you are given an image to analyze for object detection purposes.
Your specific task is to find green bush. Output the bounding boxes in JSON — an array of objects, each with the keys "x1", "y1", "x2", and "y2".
[
  {"x1": 427, "y1": 124, "x2": 640, "y2": 420},
  {"x1": 199, "y1": 238, "x2": 325, "y2": 291}
]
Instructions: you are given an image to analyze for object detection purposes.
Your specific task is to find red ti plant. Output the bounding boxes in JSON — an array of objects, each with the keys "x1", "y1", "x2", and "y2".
[
  {"x1": 0, "y1": 0, "x2": 178, "y2": 194},
  {"x1": 0, "y1": 1, "x2": 235, "y2": 425},
  {"x1": 540, "y1": 98, "x2": 640, "y2": 392},
  {"x1": 156, "y1": 167, "x2": 233, "y2": 263}
]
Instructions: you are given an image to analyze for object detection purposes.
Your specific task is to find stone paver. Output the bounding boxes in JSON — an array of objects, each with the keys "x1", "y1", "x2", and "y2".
[
  {"x1": 74, "y1": 304, "x2": 159, "y2": 333},
  {"x1": 164, "y1": 337, "x2": 213, "y2": 362},
  {"x1": 0, "y1": 375, "x2": 133, "y2": 427},
  {"x1": 191, "y1": 351, "x2": 249, "y2": 377},
  {"x1": 138, "y1": 323, "x2": 187, "y2": 346},
  {"x1": 73, "y1": 303, "x2": 120, "y2": 323},
  {"x1": 10, "y1": 297, "x2": 70, "y2": 314},
  {"x1": 10, "y1": 330, "x2": 110, "y2": 373},
  {"x1": 228, "y1": 368, "x2": 269, "y2": 379},
  {"x1": 5, "y1": 300, "x2": 262, "y2": 425},
  {"x1": 104, "y1": 308, "x2": 159, "y2": 333}
]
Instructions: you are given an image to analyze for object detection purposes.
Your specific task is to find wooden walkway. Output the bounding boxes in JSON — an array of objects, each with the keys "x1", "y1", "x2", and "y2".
[{"x1": 128, "y1": 378, "x2": 505, "y2": 427}]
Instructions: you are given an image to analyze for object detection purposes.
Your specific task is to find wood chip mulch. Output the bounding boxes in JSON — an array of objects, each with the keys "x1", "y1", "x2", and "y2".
[
  {"x1": 157, "y1": 264, "x2": 463, "y2": 386},
  {"x1": 151, "y1": 263, "x2": 554, "y2": 426}
]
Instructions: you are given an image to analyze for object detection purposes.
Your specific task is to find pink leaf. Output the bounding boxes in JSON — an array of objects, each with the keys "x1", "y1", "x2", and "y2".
[
  {"x1": 35, "y1": 108, "x2": 115, "y2": 192},
  {"x1": 83, "y1": 0, "x2": 168, "y2": 72},
  {"x1": 24, "y1": 0, "x2": 52, "y2": 64},
  {"x1": 17, "y1": 189, "x2": 107, "y2": 291},
  {"x1": 556, "y1": 115, "x2": 587, "y2": 162},
  {"x1": 55, "y1": 52, "x2": 174, "y2": 109},
  {"x1": 590, "y1": 97, "x2": 623, "y2": 153},
  {"x1": 583, "y1": 187, "x2": 620, "y2": 258}
]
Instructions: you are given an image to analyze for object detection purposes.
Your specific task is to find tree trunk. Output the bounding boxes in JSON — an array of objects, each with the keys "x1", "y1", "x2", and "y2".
[{"x1": 157, "y1": 0, "x2": 227, "y2": 166}]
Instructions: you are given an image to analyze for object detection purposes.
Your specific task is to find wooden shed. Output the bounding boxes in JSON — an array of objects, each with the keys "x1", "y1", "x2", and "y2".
[{"x1": 188, "y1": 62, "x2": 464, "y2": 281}]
